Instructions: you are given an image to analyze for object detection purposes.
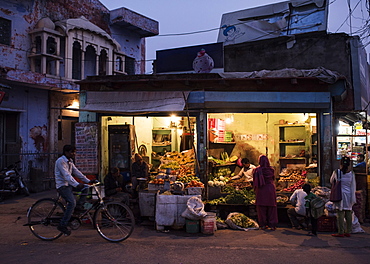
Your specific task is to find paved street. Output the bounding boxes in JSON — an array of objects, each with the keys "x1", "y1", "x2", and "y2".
[{"x1": 1, "y1": 191, "x2": 370, "y2": 264}]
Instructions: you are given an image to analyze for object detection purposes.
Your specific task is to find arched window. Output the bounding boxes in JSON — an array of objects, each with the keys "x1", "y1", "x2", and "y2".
[
  {"x1": 72, "y1": 41, "x2": 82, "y2": 80},
  {"x1": 99, "y1": 49, "x2": 108, "y2": 75},
  {"x1": 46, "y1": 37, "x2": 57, "y2": 55},
  {"x1": 115, "y1": 56, "x2": 123, "y2": 72},
  {"x1": 84, "y1": 45, "x2": 97, "y2": 78}
]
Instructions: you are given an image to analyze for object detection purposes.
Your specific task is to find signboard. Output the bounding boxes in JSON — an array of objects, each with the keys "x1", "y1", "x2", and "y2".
[
  {"x1": 218, "y1": 0, "x2": 328, "y2": 45},
  {"x1": 75, "y1": 122, "x2": 99, "y2": 174},
  {"x1": 155, "y1": 42, "x2": 223, "y2": 73}
]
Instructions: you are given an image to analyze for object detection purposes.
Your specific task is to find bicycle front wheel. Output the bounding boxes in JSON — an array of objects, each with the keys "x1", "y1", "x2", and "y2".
[
  {"x1": 94, "y1": 202, "x2": 135, "y2": 242},
  {"x1": 27, "y1": 198, "x2": 65, "y2": 241}
]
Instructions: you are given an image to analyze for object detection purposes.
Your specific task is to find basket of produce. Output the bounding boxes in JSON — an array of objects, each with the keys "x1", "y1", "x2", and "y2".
[
  {"x1": 276, "y1": 194, "x2": 289, "y2": 205},
  {"x1": 225, "y1": 212, "x2": 259, "y2": 230}
]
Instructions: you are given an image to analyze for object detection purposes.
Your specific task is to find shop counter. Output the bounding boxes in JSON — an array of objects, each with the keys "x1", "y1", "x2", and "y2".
[
  {"x1": 155, "y1": 193, "x2": 201, "y2": 230},
  {"x1": 139, "y1": 191, "x2": 156, "y2": 217}
]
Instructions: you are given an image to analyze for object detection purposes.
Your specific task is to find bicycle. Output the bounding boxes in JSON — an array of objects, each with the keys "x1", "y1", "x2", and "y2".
[{"x1": 24, "y1": 182, "x2": 135, "y2": 242}]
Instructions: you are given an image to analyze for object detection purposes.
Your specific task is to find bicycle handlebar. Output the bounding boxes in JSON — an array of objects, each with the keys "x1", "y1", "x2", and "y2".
[{"x1": 80, "y1": 181, "x2": 102, "y2": 192}]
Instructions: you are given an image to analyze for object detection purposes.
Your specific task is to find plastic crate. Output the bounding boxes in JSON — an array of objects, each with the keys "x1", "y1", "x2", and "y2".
[
  {"x1": 317, "y1": 216, "x2": 337, "y2": 232},
  {"x1": 148, "y1": 183, "x2": 164, "y2": 191},
  {"x1": 186, "y1": 187, "x2": 203, "y2": 195}
]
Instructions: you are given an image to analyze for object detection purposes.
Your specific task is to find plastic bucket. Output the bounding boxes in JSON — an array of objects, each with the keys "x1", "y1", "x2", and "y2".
[
  {"x1": 201, "y1": 214, "x2": 216, "y2": 235},
  {"x1": 185, "y1": 219, "x2": 199, "y2": 233}
]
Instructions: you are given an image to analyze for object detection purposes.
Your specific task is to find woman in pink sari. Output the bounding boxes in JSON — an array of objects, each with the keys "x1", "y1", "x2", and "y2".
[{"x1": 253, "y1": 155, "x2": 278, "y2": 230}]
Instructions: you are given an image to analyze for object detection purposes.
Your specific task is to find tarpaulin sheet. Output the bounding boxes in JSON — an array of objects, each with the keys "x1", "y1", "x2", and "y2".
[
  {"x1": 218, "y1": 67, "x2": 342, "y2": 84},
  {"x1": 81, "y1": 91, "x2": 189, "y2": 114}
]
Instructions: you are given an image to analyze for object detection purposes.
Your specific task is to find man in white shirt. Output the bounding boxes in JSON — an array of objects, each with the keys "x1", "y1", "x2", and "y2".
[
  {"x1": 55, "y1": 145, "x2": 96, "y2": 236},
  {"x1": 287, "y1": 184, "x2": 311, "y2": 229},
  {"x1": 231, "y1": 158, "x2": 256, "y2": 182}
]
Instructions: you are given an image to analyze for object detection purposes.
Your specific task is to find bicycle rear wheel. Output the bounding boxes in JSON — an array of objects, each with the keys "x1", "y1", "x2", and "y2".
[
  {"x1": 27, "y1": 198, "x2": 65, "y2": 241},
  {"x1": 94, "y1": 202, "x2": 135, "y2": 242}
]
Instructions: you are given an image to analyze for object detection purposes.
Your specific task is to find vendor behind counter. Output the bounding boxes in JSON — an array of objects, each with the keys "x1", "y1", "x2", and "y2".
[{"x1": 231, "y1": 158, "x2": 256, "y2": 182}]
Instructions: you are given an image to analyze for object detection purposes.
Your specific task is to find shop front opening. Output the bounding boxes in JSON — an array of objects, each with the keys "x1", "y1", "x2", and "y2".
[
  {"x1": 207, "y1": 113, "x2": 319, "y2": 192},
  {"x1": 100, "y1": 115, "x2": 198, "y2": 182}
]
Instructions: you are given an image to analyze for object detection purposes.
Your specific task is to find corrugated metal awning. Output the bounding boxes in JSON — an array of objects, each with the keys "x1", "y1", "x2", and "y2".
[{"x1": 81, "y1": 91, "x2": 189, "y2": 114}]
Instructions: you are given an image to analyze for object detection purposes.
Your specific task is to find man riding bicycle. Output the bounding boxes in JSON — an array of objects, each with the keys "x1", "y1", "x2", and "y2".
[{"x1": 55, "y1": 145, "x2": 97, "y2": 236}]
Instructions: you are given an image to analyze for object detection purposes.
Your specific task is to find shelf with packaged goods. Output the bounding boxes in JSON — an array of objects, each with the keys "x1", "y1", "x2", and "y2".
[
  {"x1": 152, "y1": 128, "x2": 178, "y2": 155},
  {"x1": 277, "y1": 124, "x2": 310, "y2": 171},
  {"x1": 208, "y1": 142, "x2": 237, "y2": 178},
  {"x1": 278, "y1": 124, "x2": 310, "y2": 158},
  {"x1": 311, "y1": 133, "x2": 318, "y2": 160}
]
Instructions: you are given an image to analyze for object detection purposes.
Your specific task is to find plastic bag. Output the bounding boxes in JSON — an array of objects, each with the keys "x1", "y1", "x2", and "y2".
[
  {"x1": 181, "y1": 196, "x2": 207, "y2": 220},
  {"x1": 325, "y1": 201, "x2": 335, "y2": 213},
  {"x1": 225, "y1": 212, "x2": 259, "y2": 231},
  {"x1": 351, "y1": 212, "x2": 365, "y2": 233}
]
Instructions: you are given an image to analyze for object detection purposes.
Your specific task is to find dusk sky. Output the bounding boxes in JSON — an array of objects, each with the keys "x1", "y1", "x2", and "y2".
[{"x1": 100, "y1": 0, "x2": 369, "y2": 73}]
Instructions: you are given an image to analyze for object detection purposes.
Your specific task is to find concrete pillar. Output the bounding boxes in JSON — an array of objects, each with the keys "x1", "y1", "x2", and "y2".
[
  {"x1": 320, "y1": 108, "x2": 334, "y2": 187},
  {"x1": 196, "y1": 110, "x2": 208, "y2": 182}
]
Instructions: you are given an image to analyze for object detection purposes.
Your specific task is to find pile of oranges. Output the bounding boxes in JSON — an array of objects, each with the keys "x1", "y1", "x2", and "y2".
[
  {"x1": 186, "y1": 180, "x2": 204, "y2": 188},
  {"x1": 149, "y1": 178, "x2": 165, "y2": 185}
]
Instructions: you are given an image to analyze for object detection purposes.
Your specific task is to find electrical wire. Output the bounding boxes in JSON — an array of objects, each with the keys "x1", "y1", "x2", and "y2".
[{"x1": 4, "y1": 0, "x2": 369, "y2": 67}]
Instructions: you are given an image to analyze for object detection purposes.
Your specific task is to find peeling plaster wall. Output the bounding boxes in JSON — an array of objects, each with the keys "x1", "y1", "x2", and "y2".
[
  {"x1": 111, "y1": 25, "x2": 146, "y2": 74},
  {"x1": 0, "y1": 0, "x2": 153, "y2": 187},
  {"x1": 0, "y1": 85, "x2": 48, "y2": 153},
  {"x1": 0, "y1": 0, "x2": 147, "y2": 84},
  {"x1": 0, "y1": 0, "x2": 109, "y2": 71}
]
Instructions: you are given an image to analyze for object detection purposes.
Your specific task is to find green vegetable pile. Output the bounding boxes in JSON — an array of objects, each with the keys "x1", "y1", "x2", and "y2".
[
  {"x1": 229, "y1": 213, "x2": 257, "y2": 228},
  {"x1": 207, "y1": 186, "x2": 255, "y2": 205}
]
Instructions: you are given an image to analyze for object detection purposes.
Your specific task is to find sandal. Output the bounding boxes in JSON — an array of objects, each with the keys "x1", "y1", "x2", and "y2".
[
  {"x1": 260, "y1": 226, "x2": 268, "y2": 230},
  {"x1": 331, "y1": 233, "x2": 344, "y2": 237}
]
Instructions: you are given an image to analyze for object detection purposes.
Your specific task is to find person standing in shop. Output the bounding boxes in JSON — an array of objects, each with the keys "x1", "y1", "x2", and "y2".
[
  {"x1": 231, "y1": 158, "x2": 256, "y2": 182},
  {"x1": 355, "y1": 154, "x2": 366, "y2": 168},
  {"x1": 253, "y1": 155, "x2": 278, "y2": 230},
  {"x1": 330, "y1": 156, "x2": 356, "y2": 237},
  {"x1": 131, "y1": 153, "x2": 149, "y2": 195}
]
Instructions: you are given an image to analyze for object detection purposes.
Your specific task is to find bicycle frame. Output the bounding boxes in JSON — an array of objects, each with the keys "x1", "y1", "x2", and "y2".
[
  {"x1": 68, "y1": 183, "x2": 105, "y2": 220},
  {"x1": 26, "y1": 182, "x2": 135, "y2": 242}
]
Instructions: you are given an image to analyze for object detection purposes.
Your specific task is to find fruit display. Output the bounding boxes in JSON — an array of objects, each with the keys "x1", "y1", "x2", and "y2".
[
  {"x1": 149, "y1": 178, "x2": 165, "y2": 185},
  {"x1": 226, "y1": 178, "x2": 252, "y2": 189},
  {"x1": 176, "y1": 175, "x2": 199, "y2": 184},
  {"x1": 186, "y1": 180, "x2": 204, "y2": 188},
  {"x1": 282, "y1": 178, "x2": 306, "y2": 192},
  {"x1": 278, "y1": 167, "x2": 307, "y2": 192},
  {"x1": 160, "y1": 150, "x2": 195, "y2": 167},
  {"x1": 279, "y1": 168, "x2": 305, "y2": 181},
  {"x1": 276, "y1": 194, "x2": 289, "y2": 204},
  {"x1": 160, "y1": 150, "x2": 196, "y2": 178}
]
